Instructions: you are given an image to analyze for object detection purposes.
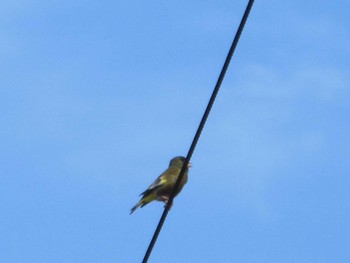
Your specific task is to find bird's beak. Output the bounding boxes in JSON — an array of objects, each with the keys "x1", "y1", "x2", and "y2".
[{"x1": 187, "y1": 162, "x2": 192, "y2": 168}]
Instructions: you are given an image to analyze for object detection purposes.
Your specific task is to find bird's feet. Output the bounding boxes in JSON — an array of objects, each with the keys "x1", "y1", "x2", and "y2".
[{"x1": 163, "y1": 200, "x2": 173, "y2": 210}]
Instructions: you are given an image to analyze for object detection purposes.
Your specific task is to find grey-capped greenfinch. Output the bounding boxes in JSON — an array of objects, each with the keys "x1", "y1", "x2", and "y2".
[{"x1": 130, "y1": 156, "x2": 191, "y2": 214}]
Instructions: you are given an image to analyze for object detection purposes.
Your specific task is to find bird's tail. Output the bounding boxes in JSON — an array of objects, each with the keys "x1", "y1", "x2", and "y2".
[
  {"x1": 130, "y1": 200, "x2": 143, "y2": 214},
  {"x1": 130, "y1": 194, "x2": 155, "y2": 214}
]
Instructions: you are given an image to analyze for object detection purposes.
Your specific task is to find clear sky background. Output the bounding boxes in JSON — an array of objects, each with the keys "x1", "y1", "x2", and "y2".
[{"x1": 1, "y1": 1, "x2": 349, "y2": 262}]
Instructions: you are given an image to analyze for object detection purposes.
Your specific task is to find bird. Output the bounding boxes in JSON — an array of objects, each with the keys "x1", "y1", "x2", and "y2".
[{"x1": 130, "y1": 156, "x2": 191, "y2": 214}]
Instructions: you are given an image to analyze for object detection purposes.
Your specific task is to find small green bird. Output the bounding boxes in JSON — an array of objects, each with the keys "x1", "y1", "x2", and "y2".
[{"x1": 130, "y1": 156, "x2": 191, "y2": 214}]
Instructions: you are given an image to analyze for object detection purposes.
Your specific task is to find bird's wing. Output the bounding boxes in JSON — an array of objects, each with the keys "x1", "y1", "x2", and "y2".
[
  {"x1": 140, "y1": 165, "x2": 180, "y2": 196},
  {"x1": 140, "y1": 171, "x2": 167, "y2": 196},
  {"x1": 147, "y1": 176, "x2": 165, "y2": 191}
]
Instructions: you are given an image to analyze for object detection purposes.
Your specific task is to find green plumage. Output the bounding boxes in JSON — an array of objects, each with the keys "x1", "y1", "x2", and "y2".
[{"x1": 130, "y1": 156, "x2": 191, "y2": 214}]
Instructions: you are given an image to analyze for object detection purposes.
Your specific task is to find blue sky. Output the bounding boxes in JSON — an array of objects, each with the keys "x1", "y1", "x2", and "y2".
[{"x1": 1, "y1": 0, "x2": 350, "y2": 262}]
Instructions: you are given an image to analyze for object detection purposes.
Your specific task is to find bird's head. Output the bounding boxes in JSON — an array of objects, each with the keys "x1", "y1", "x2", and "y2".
[{"x1": 169, "y1": 156, "x2": 192, "y2": 169}]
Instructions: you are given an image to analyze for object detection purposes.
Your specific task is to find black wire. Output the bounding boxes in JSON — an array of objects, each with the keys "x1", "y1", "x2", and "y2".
[{"x1": 142, "y1": 1, "x2": 255, "y2": 262}]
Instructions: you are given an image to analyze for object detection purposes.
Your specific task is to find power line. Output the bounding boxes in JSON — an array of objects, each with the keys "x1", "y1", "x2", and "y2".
[{"x1": 142, "y1": 1, "x2": 255, "y2": 262}]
